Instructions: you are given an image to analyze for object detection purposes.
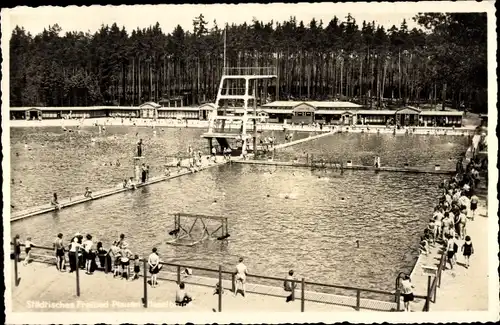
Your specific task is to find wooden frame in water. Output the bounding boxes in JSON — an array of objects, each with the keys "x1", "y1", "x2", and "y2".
[{"x1": 167, "y1": 213, "x2": 230, "y2": 247}]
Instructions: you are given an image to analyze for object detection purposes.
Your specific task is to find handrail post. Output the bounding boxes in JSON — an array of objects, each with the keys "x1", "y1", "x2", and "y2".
[
  {"x1": 291, "y1": 280, "x2": 295, "y2": 301},
  {"x1": 218, "y1": 265, "x2": 222, "y2": 312},
  {"x1": 433, "y1": 278, "x2": 437, "y2": 303},
  {"x1": 395, "y1": 289, "x2": 401, "y2": 311},
  {"x1": 13, "y1": 237, "x2": 19, "y2": 287},
  {"x1": 176, "y1": 265, "x2": 181, "y2": 284},
  {"x1": 424, "y1": 275, "x2": 431, "y2": 311},
  {"x1": 231, "y1": 273, "x2": 236, "y2": 293},
  {"x1": 143, "y1": 259, "x2": 148, "y2": 308},
  {"x1": 301, "y1": 278, "x2": 305, "y2": 312},
  {"x1": 104, "y1": 253, "x2": 108, "y2": 274},
  {"x1": 76, "y1": 246, "x2": 80, "y2": 297},
  {"x1": 356, "y1": 289, "x2": 361, "y2": 311}
]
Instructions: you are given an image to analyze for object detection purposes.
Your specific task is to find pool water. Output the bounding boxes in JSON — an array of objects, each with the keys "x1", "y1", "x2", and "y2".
[
  {"x1": 8, "y1": 126, "x2": 468, "y2": 294},
  {"x1": 9, "y1": 126, "x2": 309, "y2": 211},
  {"x1": 275, "y1": 132, "x2": 470, "y2": 169}
]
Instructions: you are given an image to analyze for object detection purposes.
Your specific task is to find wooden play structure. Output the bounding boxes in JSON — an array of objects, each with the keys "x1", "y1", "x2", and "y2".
[{"x1": 167, "y1": 213, "x2": 230, "y2": 247}]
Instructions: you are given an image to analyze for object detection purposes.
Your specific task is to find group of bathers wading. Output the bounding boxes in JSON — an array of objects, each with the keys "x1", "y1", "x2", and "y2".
[{"x1": 402, "y1": 155, "x2": 484, "y2": 312}]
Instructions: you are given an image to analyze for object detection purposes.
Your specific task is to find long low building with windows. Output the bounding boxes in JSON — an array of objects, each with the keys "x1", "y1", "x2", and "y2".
[
  {"x1": 260, "y1": 101, "x2": 463, "y2": 127},
  {"x1": 9, "y1": 101, "x2": 464, "y2": 127}
]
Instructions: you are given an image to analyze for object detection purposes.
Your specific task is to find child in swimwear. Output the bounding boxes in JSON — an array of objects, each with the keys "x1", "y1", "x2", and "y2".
[
  {"x1": 132, "y1": 255, "x2": 140, "y2": 280},
  {"x1": 23, "y1": 237, "x2": 34, "y2": 266}
]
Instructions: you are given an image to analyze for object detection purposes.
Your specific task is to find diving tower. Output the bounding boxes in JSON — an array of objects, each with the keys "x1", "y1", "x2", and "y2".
[{"x1": 202, "y1": 67, "x2": 277, "y2": 156}]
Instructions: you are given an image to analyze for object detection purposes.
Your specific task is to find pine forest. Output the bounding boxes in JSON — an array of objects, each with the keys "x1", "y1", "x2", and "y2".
[{"x1": 9, "y1": 12, "x2": 487, "y2": 112}]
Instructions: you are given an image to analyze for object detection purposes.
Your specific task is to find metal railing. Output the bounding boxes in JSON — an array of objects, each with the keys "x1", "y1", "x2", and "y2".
[
  {"x1": 9, "y1": 241, "x2": 428, "y2": 312},
  {"x1": 223, "y1": 67, "x2": 277, "y2": 76}
]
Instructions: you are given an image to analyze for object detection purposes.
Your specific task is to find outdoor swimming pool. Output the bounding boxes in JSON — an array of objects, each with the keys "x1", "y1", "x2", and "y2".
[
  {"x1": 11, "y1": 162, "x2": 442, "y2": 292},
  {"x1": 9, "y1": 126, "x2": 310, "y2": 211},
  {"x1": 9, "y1": 126, "x2": 469, "y2": 294},
  {"x1": 275, "y1": 132, "x2": 470, "y2": 169}
]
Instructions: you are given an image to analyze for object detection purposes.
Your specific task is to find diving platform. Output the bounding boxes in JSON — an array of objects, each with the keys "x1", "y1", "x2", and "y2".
[
  {"x1": 205, "y1": 65, "x2": 277, "y2": 156},
  {"x1": 223, "y1": 67, "x2": 277, "y2": 78},
  {"x1": 201, "y1": 132, "x2": 255, "y2": 140}
]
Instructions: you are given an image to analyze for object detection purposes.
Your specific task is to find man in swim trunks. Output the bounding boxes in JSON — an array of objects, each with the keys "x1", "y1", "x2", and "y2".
[
  {"x1": 234, "y1": 257, "x2": 248, "y2": 297},
  {"x1": 53, "y1": 233, "x2": 65, "y2": 271},
  {"x1": 109, "y1": 241, "x2": 121, "y2": 277}
]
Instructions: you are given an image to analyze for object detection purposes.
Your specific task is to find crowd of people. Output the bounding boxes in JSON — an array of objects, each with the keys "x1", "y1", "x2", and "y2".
[
  {"x1": 401, "y1": 155, "x2": 484, "y2": 311},
  {"x1": 13, "y1": 232, "x2": 260, "y2": 308},
  {"x1": 420, "y1": 156, "x2": 483, "y2": 268}
]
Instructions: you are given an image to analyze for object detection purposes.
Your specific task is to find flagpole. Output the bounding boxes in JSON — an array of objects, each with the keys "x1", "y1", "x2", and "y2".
[{"x1": 223, "y1": 27, "x2": 227, "y2": 71}]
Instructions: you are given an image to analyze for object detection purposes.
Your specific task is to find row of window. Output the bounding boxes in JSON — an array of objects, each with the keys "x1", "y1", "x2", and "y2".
[
  {"x1": 358, "y1": 115, "x2": 387, "y2": 123},
  {"x1": 158, "y1": 111, "x2": 199, "y2": 119}
]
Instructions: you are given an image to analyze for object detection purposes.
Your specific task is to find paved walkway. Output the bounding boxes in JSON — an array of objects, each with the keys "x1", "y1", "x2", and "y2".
[
  {"x1": 9, "y1": 117, "x2": 476, "y2": 135},
  {"x1": 411, "y1": 181, "x2": 490, "y2": 311},
  {"x1": 10, "y1": 260, "x2": 390, "y2": 313}
]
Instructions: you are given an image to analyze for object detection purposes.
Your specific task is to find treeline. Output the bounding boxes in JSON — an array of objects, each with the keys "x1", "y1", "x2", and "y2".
[{"x1": 9, "y1": 13, "x2": 487, "y2": 111}]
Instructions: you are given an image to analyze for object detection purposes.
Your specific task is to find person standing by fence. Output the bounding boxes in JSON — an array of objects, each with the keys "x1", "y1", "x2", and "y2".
[
  {"x1": 53, "y1": 233, "x2": 65, "y2": 271},
  {"x1": 400, "y1": 275, "x2": 415, "y2": 312},
  {"x1": 234, "y1": 257, "x2": 248, "y2": 297},
  {"x1": 68, "y1": 237, "x2": 81, "y2": 273},
  {"x1": 148, "y1": 248, "x2": 162, "y2": 288},
  {"x1": 23, "y1": 237, "x2": 35, "y2": 266},
  {"x1": 284, "y1": 270, "x2": 297, "y2": 302}
]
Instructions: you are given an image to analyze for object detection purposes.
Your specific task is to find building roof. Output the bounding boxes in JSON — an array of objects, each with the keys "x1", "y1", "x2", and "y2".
[
  {"x1": 396, "y1": 106, "x2": 422, "y2": 115},
  {"x1": 261, "y1": 108, "x2": 293, "y2": 114},
  {"x1": 199, "y1": 103, "x2": 217, "y2": 110},
  {"x1": 263, "y1": 101, "x2": 363, "y2": 109},
  {"x1": 293, "y1": 103, "x2": 316, "y2": 112},
  {"x1": 139, "y1": 102, "x2": 162, "y2": 109},
  {"x1": 420, "y1": 110, "x2": 463, "y2": 116},
  {"x1": 356, "y1": 110, "x2": 399, "y2": 115},
  {"x1": 315, "y1": 110, "x2": 356, "y2": 115}
]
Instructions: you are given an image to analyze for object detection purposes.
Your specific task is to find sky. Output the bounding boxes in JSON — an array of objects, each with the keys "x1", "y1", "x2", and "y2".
[{"x1": 6, "y1": 3, "x2": 424, "y2": 36}]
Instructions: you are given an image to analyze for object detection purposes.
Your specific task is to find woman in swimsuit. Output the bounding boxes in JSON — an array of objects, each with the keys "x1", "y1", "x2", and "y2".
[{"x1": 148, "y1": 248, "x2": 162, "y2": 288}]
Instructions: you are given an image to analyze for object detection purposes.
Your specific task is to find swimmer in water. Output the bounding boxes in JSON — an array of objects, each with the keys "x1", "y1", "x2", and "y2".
[
  {"x1": 266, "y1": 194, "x2": 270, "y2": 197},
  {"x1": 212, "y1": 199, "x2": 217, "y2": 204},
  {"x1": 16, "y1": 153, "x2": 19, "y2": 157},
  {"x1": 356, "y1": 240, "x2": 360, "y2": 248}
]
